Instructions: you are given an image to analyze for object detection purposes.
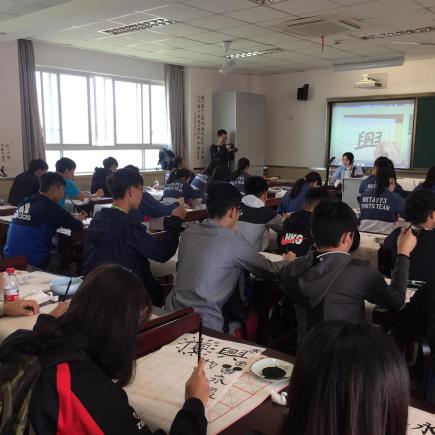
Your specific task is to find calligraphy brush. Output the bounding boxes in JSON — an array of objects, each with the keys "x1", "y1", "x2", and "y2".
[
  {"x1": 198, "y1": 320, "x2": 203, "y2": 365},
  {"x1": 62, "y1": 277, "x2": 73, "y2": 302}
]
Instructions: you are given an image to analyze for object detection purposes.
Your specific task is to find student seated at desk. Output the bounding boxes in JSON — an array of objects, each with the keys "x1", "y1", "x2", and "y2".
[
  {"x1": 8, "y1": 159, "x2": 48, "y2": 206},
  {"x1": 90, "y1": 156, "x2": 118, "y2": 197},
  {"x1": 0, "y1": 265, "x2": 209, "y2": 435},
  {"x1": 231, "y1": 157, "x2": 250, "y2": 194},
  {"x1": 382, "y1": 190, "x2": 435, "y2": 283},
  {"x1": 414, "y1": 166, "x2": 435, "y2": 194},
  {"x1": 162, "y1": 168, "x2": 197, "y2": 206},
  {"x1": 359, "y1": 156, "x2": 407, "y2": 198},
  {"x1": 360, "y1": 166, "x2": 406, "y2": 234},
  {"x1": 83, "y1": 168, "x2": 186, "y2": 306},
  {"x1": 279, "y1": 187, "x2": 329, "y2": 256},
  {"x1": 122, "y1": 165, "x2": 178, "y2": 222},
  {"x1": 279, "y1": 201, "x2": 416, "y2": 341},
  {"x1": 4, "y1": 172, "x2": 85, "y2": 268},
  {"x1": 283, "y1": 321, "x2": 409, "y2": 435},
  {"x1": 165, "y1": 182, "x2": 294, "y2": 332},
  {"x1": 190, "y1": 160, "x2": 219, "y2": 199},
  {"x1": 277, "y1": 172, "x2": 322, "y2": 215},
  {"x1": 56, "y1": 157, "x2": 104, "y2": 208},
  {"x1": 237, "y1": 176, "x2": 283, "y2": 252},
  {"x1": 330, "y1": 152, "x2": 363, "y2": 186}
]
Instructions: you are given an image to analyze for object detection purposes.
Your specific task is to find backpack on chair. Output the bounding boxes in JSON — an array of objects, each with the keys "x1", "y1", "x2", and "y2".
[{"x1": 0, "y1": 352, "x2": 41, "y2": 435}]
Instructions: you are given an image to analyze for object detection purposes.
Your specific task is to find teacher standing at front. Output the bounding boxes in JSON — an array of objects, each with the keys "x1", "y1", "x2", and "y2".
[{"x1": 210, "y1": 129, "x2": 237, "y2": 170}]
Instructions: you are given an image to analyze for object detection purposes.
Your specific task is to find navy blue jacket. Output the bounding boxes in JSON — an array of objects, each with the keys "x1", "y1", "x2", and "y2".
[
  {"x1": 130, "y1": 191, "x2": 177, "y2": 222},
  {"x1": 83, "y1": 208, "x2": 182, "y2": 305},
  {"x1": 277, "y1": 184, "x2": 310, "y2": 214},
  {"x1": 163, "y1": 179, "x2": 197, "y2": 203},
  {"x1": 4, "y1": 194, "x2": 83, "y2": 266},
  {"x1": 359, "y1": 175, "x2": 408, "y2": 199}
]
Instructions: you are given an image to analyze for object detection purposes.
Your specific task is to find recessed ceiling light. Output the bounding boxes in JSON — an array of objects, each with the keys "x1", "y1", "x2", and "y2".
[
  {"x1": 227, "y1": 47, "x2": 284, "y2": 59},
  {"x1": 361, "y1": 26, "x2": 435, "y2": 40},
  {"x1": 101, "y1": 18, "x2": 175, "y2": 36}
]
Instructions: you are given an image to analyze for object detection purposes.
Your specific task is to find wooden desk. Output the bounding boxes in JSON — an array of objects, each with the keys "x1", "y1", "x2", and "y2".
[
  {"x1": 266, "y1": 178, "x2": 295, "y2": 188},
  {"x1": 74, "y1": 197, "x2": 112, "y2": 216},
  {"x1": 0, "y1": 206, "x2": 16, "y2": 216}
]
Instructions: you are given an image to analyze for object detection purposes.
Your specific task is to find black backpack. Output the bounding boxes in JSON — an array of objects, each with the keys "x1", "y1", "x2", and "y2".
[
  {"x1": 158, "y1": 148, "x2": 175, "y2": 170},
  {"x1": 0, "y1": 332, "x2": 89, "y2": 435}
]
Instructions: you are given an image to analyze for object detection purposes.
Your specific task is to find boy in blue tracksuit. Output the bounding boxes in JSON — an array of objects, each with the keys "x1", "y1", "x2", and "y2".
[
  {"x1": 4, "y1": 172, "x2": 85, "y2": 267},
  {"x1": 162, "y1": 168, "x2": 198, "y2": 206}
]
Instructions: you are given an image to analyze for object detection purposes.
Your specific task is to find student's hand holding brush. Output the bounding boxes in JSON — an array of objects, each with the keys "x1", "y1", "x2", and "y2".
[{"x1": 185, "y1": 358, "x2": 210, "y2": 407}]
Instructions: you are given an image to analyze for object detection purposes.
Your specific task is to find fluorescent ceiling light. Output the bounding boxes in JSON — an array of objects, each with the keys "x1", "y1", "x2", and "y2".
[
  {"x1": 101, "y1": 18, "x2": 175, "y2": 36},
  {"x1": 227, "y1": 47, "x2": 284, "y2": 59},
  {"x1": 361, "y1": 26, "x2": 435, "y2": 40},
  {"x1": 333, "y1": 56, "x2": 405, "y2": 71}
]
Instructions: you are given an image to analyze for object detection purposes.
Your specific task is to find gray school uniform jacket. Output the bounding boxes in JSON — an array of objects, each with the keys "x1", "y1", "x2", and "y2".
[
  {"x1": 279, "y1": 250, "x2": 409, "y2": 341},
  {"x1": 237, "y1": 195, "x2": 284, "y2": 252},
  {"x1": 165, "y1": 219, "x2": 288, "y2": 331}
]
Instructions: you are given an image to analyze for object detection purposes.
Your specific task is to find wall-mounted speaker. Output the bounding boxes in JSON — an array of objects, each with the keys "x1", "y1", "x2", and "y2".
[{"x1": 297, "y1": 84, "x2": 309, "y2": 101}]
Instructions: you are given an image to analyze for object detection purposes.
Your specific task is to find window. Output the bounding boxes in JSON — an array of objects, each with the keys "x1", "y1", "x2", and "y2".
[{"x1": 35, "y1": 69, "x2": 170, "y2": 173}]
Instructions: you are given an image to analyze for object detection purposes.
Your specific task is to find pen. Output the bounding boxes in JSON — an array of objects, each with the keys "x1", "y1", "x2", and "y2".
[{"x1": 62, "y1": 277, "x2": 73, "y2": 302}]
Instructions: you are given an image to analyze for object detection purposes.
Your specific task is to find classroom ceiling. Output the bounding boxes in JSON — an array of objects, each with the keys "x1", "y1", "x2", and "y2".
[{"x1": 1, "y1": 0, "x2": 435, "y2": 73}]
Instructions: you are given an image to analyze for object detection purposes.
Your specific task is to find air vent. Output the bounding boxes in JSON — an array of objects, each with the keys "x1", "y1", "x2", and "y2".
[{"x1": 273, "y1": 14, "x2": 363, "y2": 37}]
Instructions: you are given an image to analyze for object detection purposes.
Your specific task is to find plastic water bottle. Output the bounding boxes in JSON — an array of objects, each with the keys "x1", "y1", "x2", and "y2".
[
  {"x1": 154, "y1": 178, "x2": 160, "y2": 189},
  {"x1": 4, "y1": 268, "x2": 19, "y2": 302}
]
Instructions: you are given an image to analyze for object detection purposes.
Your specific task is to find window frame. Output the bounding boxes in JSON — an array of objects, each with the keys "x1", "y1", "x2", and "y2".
[{"x1": 35, "y1": 67, "x2": 170, "y2": 172}]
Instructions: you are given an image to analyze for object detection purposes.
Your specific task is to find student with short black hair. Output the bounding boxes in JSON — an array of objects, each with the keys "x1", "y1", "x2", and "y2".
[
  {"x1": 90, "y1": 156, "x2": 118, "y2": 196},
  {"x1": 330, "y1": 152, "x2": 363, "y2": 185},
  {"x1": 4, "y1": 172, "x2": 85, "y2": 267},
  {"x1": 414, "y1": 166, "x2": 435, "y2": 194},
  {"x1": 166, "y1": 182, "x2": 295, "y2": 331},
  {"x1": 84, "y1": 168, "x2": 186, "y2": 305},
  {"x1": 56, "y1": 157, "x2": 104, "y2": 208},
  {"x1": 8, "y1": 159, "x2": 48, "y2": 206},
  {"x1": 162, "y1": 167, "x2": 197, "y2": 206},
  {"x1": 209, "y1": 165, "x2": 232, "y2": 183},
  {"x1": 359, "y1": 156, "x2": 407, "y2": 198},
  {"x1": 382, "y1": 190, "x2": 435, "y2": 283},
  {"x1": 231, "y1": 158, "x2": 250, "y2": 194},
  {"x1": 279, "y1": 200, "x2": 416, "y2": 341},
  {"x1": 280, "y1": 187, "x2": 329, "y2": 256},
  {"x1": 277, "y1": 172, "x2": 322, "y2": 215},
  {"x1": 360, "y1": 166, "x2": 406, "y2": 234},
  {"x1": 0, "y1": 265, "x2": 209, "y2": 434},
  {"x1": 190, "y1": 160, "x2": 219, "y2": 198},
  {"x1": 124, "y1": 165, "x2": 179, "y2": 222},
  {"x1": 283, "y1": 321, "x2": 409, "y2": 435},
  {"x1": 237, "y1": 176, "x2": 283, "y2": 251}
]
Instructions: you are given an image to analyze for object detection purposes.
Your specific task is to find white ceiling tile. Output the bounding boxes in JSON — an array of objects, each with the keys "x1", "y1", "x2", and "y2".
[
  {"x1": 162, "y1": 37, "x2": 208, "y2": 48},
  {"x1": 113, "y1": 30, "x2": 169, "y2": 43},
  {"x1": 184, "y1": 31, "x2": 234, "y2": 43},
  {"x1": 223, "y1": 24, "x2": 273, "y2": 37},
  {"x1": 150, "y1": 22, "x2": 205, "y2": 36},
  {"x1": 143, "y1": 3, "x2": 213, "y2": 21},
  {"x1": 184, "y1": 0, "x2": 257, "y2": 14},
  {"x1": 248, "y1": 32, "x2": 303, "y2": 44},
  {"x1": 225, "y1": 6, "x2": 292, "y2": 23},
  {"x1": 0, "y1": 12, "x2": 16, "y2": 21},
  {"x1": 106, "y1": 12, "x2": 157, "y2": 26},
  {"x1": 185, "y1": 15, "x2": 246, "y2": 31},
  {"x1": 228, "y1": 39, "x2": 273, "y2": 49},
  {"x1": 270, "y1": 0, "x2": 341, "y2": 15},
  {"x1": 187, "y1": 44, "x2": 227, "y2": 55}
]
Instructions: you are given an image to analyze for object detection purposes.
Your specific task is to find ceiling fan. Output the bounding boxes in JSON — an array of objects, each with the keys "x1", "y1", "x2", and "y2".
[{"x1": 218, "y1": 41, "x2": 236, "y2": 77}]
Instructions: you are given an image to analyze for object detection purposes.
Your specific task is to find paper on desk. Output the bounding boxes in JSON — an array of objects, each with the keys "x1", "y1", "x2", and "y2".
[
  {"x1": 124, "y1": 333, "x2": 265, "y2": 434},
  {"x1": 408, "y1": 406, "x2": 435, "y2": 434}
]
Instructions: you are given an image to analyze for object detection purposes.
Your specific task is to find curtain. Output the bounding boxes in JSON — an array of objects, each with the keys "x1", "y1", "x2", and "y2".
[
  {"x1": 165, "y1": 64, "x2": 186, "y2": 159},
  {"x1": 18, "y1": 39, "x2": 45, "y2": 168}
]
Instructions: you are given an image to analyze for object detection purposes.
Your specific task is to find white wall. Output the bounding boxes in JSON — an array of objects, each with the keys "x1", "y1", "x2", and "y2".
[
  {"x1": 184, "y1": 67, "x2": 263, "y2": 168},
  {"x1": 0, "y1": 41, "x2": 24, "y2": 177},
  {"x1": 34, "y1": 42, "x2": 164, "y2": 82},
  {"x1": 262, "y1": 58, "x2": 435, "y2": 169}
]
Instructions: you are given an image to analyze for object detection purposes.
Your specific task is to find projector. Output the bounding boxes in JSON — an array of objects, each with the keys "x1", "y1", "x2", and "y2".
[{"x1": 354, "y1": 74, "x2": 383, "y2": 89}]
